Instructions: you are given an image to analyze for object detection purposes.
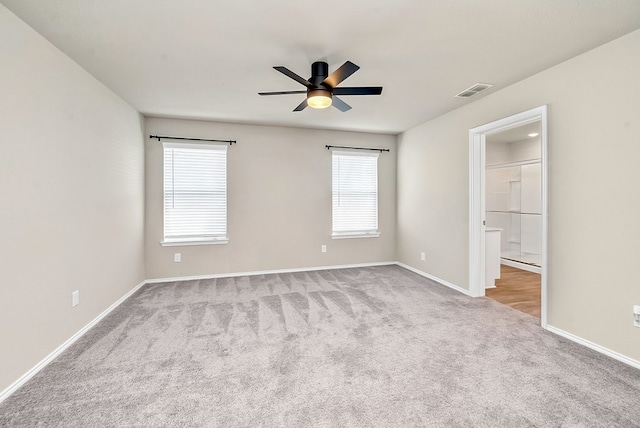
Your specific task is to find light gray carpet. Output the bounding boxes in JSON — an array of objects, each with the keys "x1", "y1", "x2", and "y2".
[{"x1": 1, "y1": 265, "x2": 639, "y2": 427}]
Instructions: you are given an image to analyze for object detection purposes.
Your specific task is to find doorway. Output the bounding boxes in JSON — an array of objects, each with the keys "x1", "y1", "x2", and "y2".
[
  {"x1": 468, "y1": 106, "x2": 548, "y2": 327},
  {"x1": 484, "y1": 122, "x2": 542, "y2": 317}
]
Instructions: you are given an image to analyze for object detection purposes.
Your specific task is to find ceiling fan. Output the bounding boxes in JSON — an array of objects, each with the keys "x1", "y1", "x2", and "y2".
[{"x1": 258, "y1": 61, "x2": 383, "y2": 112}]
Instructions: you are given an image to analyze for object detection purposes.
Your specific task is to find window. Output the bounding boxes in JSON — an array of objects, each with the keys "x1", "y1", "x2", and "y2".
[
  {"x1": 332, "y1": 150, "x2": 379, "y2": 238},
  {"x1": 162, "y1": 142, "x2": 228, "y2": 245}
]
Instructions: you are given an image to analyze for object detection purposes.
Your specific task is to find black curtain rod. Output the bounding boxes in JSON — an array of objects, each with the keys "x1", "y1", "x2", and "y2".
[
  {"x1": 325, "y1": 145, "x2": 389, "y2": 153},
  {"x1": 150, "y1": 135, "x2": 236, "y2": 145}
]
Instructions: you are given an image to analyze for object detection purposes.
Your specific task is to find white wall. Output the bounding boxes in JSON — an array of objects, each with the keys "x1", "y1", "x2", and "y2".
[
  {"x1": 0, "y1": 5, "x2": 145, "y2": 393},
  {"x1": 397, "y1": 29, "x2": 640, "y2": 361},
  {"x1": 145, "y1": 118, "x2": 396, "y2": 279},
  {"x1": 510, "y1": 138, "x2": 541, "y2": 162},
  {"x1": 485, "y1": 141, "x2": 511, "y2": 165},
  {"x1": 486, "y1": 137, "x2": 541, "y2": 165}
]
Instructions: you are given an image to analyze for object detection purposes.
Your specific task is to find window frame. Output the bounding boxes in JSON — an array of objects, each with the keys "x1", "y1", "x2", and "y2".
[
  {"x1": 161, "y1": 142, "x2": 229, "y2": 247},
  {"x1": 331, "y1": 150, "x2": 380, "y2": 239}
]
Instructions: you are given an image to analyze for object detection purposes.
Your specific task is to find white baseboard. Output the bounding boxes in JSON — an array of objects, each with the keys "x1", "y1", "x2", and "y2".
[
  {"x1": 400, "y1": 264, "x2": 640, "y2": 370},
  {"x1": 0, "y1": 280, "x2": 146, "y2": 405},
  {"x1": 501, "y1": 258, "x2": 542, "y2": 274},
  {"x1": 395, "y1": 262, "x2": 472, "y2": 297},
  {"x1": 5, "y1": 264, "x2": 638, "y2": 407},
  {"x1": 145, "y1": 261, "x2": 397, "y2": 284},
  {"x1": 545, "y1": 325, "x2": 640, "y2": 370},
  {"x1": 1, "y1": 261, "x2": 396, "y2": 403}
]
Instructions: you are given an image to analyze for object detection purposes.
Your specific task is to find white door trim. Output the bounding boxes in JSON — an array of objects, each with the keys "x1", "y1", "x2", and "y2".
[{"x1": 468, "y1": 105, "x2": 548, "y2": 328}]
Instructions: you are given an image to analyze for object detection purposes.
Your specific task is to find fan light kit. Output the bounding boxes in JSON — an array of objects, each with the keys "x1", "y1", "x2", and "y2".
[
  {"x1": 307, "y1": 89, "x2": 332, "y2": 109},
  {"x1": 259, "y1": 61, "x2": 383, "y2": 112}
]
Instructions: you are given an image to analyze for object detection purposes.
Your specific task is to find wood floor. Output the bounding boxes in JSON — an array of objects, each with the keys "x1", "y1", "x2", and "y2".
[{"x1": 486, "y1": 265, "x2": 541, "y2": 318}]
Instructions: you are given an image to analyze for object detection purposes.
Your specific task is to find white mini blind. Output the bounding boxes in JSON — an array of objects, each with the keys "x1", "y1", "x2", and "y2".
[
  {"x1": 332, "y1": 151, "x2": 379, "y2": 236},
  {"x1": 163, "y1": 143, "x2": 227, "y2": 243}
]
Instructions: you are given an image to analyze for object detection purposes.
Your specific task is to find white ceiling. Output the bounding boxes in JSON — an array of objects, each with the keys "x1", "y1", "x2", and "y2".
[{"x1": 3, "y1": 0, "x2": 640, "y2": 134}]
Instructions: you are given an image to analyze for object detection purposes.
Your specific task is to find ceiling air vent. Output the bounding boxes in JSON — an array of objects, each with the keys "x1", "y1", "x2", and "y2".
[{"x1": 455, "y1": 83, "x2": 493, "y2": 98}]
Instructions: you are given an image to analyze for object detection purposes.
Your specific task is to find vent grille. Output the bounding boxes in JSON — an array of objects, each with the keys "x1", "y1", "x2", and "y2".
[{"x1": 455, "y1": 83, "x2": 493, "y2": 98}]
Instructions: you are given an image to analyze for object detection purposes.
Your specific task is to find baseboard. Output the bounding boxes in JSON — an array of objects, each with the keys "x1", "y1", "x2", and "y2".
[
  {"x1": 0, "y1": 279, "x2": 146, "y2": 405},
  {"x1": 545, "y1": 325, "x2": 640, "y2": 370},
  {"x1": 500, "y1": 258, "x2": 542, "y2": 274},
  {"x1": 145, "y1": 261, "x2": 397, "y2": 284},
  {"x1": 4, "y1": 266, "x2": 638, "y2": 407},
  {"x1": 1, "y1": 259, "x2": 396, "y2": 403},
  {"x1": 397, "y1": 265, "x2": 640, "y2": 370},
  {"x1": 395, "y1": 262, "x2": 472, "y2": 297}
]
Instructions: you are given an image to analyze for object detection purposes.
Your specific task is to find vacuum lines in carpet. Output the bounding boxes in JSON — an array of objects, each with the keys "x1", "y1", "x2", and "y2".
[{"x1": 1, "y1": 265, "x2": 639, "y2": 426}]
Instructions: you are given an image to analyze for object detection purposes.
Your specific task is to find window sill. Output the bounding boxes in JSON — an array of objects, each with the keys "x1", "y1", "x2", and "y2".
[
  {"x1": 161, "y1": 238, "x2": 229, "y2": 247},
  {"x1": 331, "y1": 232, "x2": 380, "y2": 240}
]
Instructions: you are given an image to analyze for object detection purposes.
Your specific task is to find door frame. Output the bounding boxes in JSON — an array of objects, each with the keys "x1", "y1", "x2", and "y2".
[{"x1": 468, "y1": 105, "x2": 548, "y2": 327}]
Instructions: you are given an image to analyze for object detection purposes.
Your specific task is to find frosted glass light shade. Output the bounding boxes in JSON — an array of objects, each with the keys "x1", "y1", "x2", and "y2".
[{"x1": 307, "y1": 90, "x2": 332, "y2": 109}]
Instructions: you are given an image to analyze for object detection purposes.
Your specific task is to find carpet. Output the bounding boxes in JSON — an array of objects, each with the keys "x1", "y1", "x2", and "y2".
[{"x1": 1, "y1": 265, "x2": 639, "y2": 427}]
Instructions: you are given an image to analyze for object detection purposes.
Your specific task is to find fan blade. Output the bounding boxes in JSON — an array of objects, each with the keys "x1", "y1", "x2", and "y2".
[
  {"x1": 323, "y1": 61, "x2": 360, "y2": 88},
  {"x1": 333, "y1": 86, "x2": 383, "y2": 96},
  {"x1": 259, "y1": 90, "x2": 307, "y2": 96},
  {"x1": 293, "y1": 99, "x2": 308, "y2": 111},
  {"x1": 332, "y1": 96, "x2": 352, "y2": 112},
  {"x1": 274, "y1": 66, "x2": 312, "y2": 87}
]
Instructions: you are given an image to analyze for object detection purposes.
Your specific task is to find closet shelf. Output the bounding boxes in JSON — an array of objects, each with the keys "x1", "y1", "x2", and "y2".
[{"x1": 485, "y1": 210, "x2": 542, "y2": 215}]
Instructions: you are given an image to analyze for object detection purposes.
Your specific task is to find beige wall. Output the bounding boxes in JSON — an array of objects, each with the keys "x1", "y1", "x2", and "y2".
[
  {"x1": 0, "y1": 5, "x2": 145, "y2": 392},
  {"x1": 397, "y1": 29, "x2": 640, "y2": 360},
  {"x1": 145, "y1": 118, "x2": 396, "y2": 279}
]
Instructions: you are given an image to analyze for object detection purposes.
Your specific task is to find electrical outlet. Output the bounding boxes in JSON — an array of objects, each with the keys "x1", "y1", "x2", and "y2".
[
  {"x1": 321, "y1": 245, "x2": 327, "y2": 253},
  {"x1": 174, "y1": 253, "x2": 181, "y2": 263},
  {"x1": 72, "y1": 290, "x2": 79, "y2": 307},
  {"x1": 420, "y1": 252, "x2": 426, "y2": 261},
  {"x1": 634, "y1": 305, "x2": 640, "y2": 328}
]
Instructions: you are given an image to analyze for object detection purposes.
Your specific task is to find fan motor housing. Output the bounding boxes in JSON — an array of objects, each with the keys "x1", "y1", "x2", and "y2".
[{"x1": 310, "y1": 61, "x2": 330, "y2": 87}]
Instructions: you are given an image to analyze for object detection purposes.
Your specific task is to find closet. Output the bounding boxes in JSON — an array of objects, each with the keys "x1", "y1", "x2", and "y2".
[{"x1": 486, "y1": 132, "x2": 541, "y2": 272}]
